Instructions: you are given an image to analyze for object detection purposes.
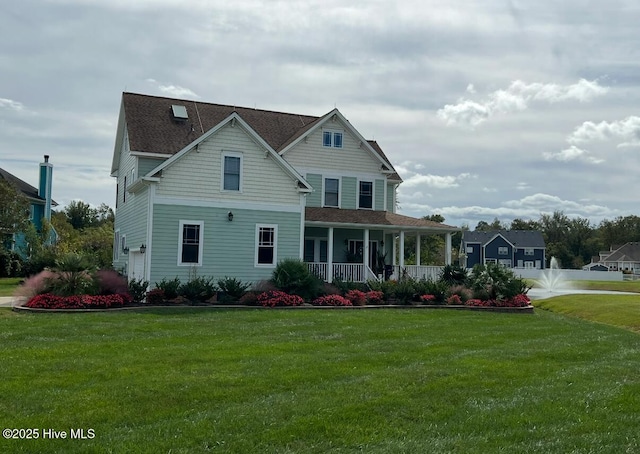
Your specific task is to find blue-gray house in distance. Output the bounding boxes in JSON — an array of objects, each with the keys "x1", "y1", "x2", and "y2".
[{"x1": 461, "y1": 230, "x2": 546, "y2": 269}]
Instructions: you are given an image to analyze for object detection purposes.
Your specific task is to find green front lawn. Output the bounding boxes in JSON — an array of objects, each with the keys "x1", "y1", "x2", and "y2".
[
  {"x1": 0, "y1": 277, "x2": 21, "y2": 296},
  {"x1": 534, "y1": 294, "x2": 640, "y2": 333},
  {"x1": 1, "y1": 308, "x2": 639, "y2": 453}
]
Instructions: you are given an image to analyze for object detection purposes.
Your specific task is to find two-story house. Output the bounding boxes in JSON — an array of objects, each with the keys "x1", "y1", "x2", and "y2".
[
  {"x1": 110, "y1": 93, "x2": 458, "y2": 284},
  {"x1": 461, "y1": 230, "x2": 546, "y2": 270},
  {"x1": 0, "y1": 156, "x2": 57, "y2": 255}
]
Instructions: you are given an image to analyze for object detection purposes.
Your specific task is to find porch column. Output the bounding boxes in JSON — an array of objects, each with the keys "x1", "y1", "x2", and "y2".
[
  {"x1": 328, "y1": 227, "x2": 334, "y2": 283},
  {"x1": 392, "y1": 233, "x2": 397, "y2": 266},
  {"x1": 399, "y1": 230, "x2": 405, "y2": 268},
  {"x1": 445, "y1": 232, "x2": 452, "y2": 265},
  {"x1": 416, "y1": 234, "x2": 421, "y2": 266},
  {"x1": 363, "y1": 228, "x2": 370, "y2": 270}
]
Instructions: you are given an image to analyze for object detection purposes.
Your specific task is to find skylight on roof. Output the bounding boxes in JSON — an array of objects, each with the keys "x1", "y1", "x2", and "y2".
[{"x1": 171, "y1": 105, "x2": 188, "y2": 120}]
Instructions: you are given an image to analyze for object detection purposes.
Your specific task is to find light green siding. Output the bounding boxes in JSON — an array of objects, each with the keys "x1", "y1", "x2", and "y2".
[
  {"x1": 113, "y1": 185, "x2": 149, "y2": 273},
  {"x1": 375, "y1": 179, "x2": 385, "y2": 211},
  {"x1": 341, "y1": 177, "x2": 356, "y2": 209},
  {"x1": 306, "y1": 173, "x2": 322, "y2": 207},
  {"x1": 386, "y1": 183, "x2": 396, "y2": 213},
  {"x1": 150, "y1": 204, "x2": 301, "y2": 285},
  {"x1": 139, "y1": 157, "x2": 166, "y2": 176}
]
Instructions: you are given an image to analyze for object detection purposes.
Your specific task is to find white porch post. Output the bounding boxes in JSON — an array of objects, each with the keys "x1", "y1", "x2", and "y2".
[
  {"x1": 363, "y1": 228, "x2": 370, "y2": 270},
  {"x1": 416, "y1": 234, "x2": 421, "y2": 266},
  {"x1": 392, "y1": 233, "x2": 397, "y2": 266},
  {"x1": 328, "y1": 227, "x2": 334, "y2": 283},
  {"x1": 445, "y1": 232, "x2": 452, "y2": 265},
  {"x1": 399, "y1": 230, "x2": 405, "y2": 268}
]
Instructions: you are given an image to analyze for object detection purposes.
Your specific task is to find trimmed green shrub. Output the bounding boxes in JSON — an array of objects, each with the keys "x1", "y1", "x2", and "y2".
[
  {"x1": 271, "y1": 258, "x2": 321, "y2": 301},
  {"x1": 393, "y1": 279, "x2": 416, "y2": 305},
  {"x1": 128, "y1": 278, "x2": 149, "y2": 304},
  {"x1": 217, "y1": 277, "x2": 251, "y2": 303},
  {"x1": 155, "y1": 277, "x2": 181, "y2": 300},
  {"x1": 178, "y1": 276, "x2": 217, "y2": 303}
]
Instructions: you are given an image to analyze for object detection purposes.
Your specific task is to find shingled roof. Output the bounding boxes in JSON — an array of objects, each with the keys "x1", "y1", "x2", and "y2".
[
  {"x1": 0, "y1": 167, "x2": 42, "y2": 201},
  {"x1": 306, "y1": 207, "x2": 458, "y2": 231},
  {"x1": 602, "y1": 242, "x2": 640, "y2": 262},
  {"x1": 462, "y1": 230, "x2": 545, "y2": 248},
  {"x1": 121, "y1": 92, "x2": 400, "y2": 180}
]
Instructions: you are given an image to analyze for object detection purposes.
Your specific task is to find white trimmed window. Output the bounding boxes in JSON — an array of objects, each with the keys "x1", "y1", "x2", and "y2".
[
  {"x1": 323, "y1": 178, "x2": 340, "y2": 207},
  {"x1": 178, "y1": 221, "x2": 204, "y2": 266},
  {"x1": 524, "y1": 248, "x2": 534, "y2": 256},
  {"x1": 358, "y1": 181, "x2": 373, "y2": 209},
  {"x1": 498, "y1": 246, "x2": 509, "y2": 255},
  {"x1": 222, "y1": 151, "x2": 243, "y2": 192},
  {"x1": 322, "y1": 130, "x2": 343, "y2": 148},
  {"x1": 256, "y1": 224, "x2": 277, "y2": 267}
]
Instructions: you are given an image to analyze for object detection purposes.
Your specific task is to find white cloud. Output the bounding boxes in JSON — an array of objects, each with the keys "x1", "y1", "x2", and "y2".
[
  {"x1": 401, "y1": 172, "x2": 472, "y2": 189},
  {"x1": 568, "y1": 116, "x2": 640, "y2": 148},
  {"x1": 0, "y1": 98, "x2": 25, "y2": 112},
  {"x1": 146, "y1": 79, "x2": 199, "y2": 98},
  {"x1": 437, "y1": 79, "x2": 609, "y2": 128},
  {"x1": 543, "y1": 145, "x2": 604, "y2": 164}
]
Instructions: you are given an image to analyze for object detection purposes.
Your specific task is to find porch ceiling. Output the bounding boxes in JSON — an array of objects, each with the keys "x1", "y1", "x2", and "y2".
[{"x1": 305, "y1": 207, "x2": 459, "y2": 233}]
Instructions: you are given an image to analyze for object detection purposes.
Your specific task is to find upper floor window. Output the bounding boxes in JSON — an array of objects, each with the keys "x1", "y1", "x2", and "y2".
[
  {"x1": 524, "y1": 248, "x2": 534, "y2": 256},
  {"x1": 498, "y1": 246, "x2": 509, "y2": 255},
  {"x1": 222, "y1": 152, "x2": 242, "y2": 192},
  {"x1": 179, "y1": 221, "x2": 204, "y2": 266},
  {"x1": 323, "y1": 130, "x2": 343, "y2": 148},
  {"x1": 359, "y1": 181, "x2": 373, "y2": 209},
  {"x1": 324, "y1": 178, "x2": 339, "y2": 207}
]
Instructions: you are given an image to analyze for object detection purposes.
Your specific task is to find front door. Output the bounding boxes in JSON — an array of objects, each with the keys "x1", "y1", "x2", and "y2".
[{"x1": 128, "y1": 251, "x2": 145, "y2": 281}]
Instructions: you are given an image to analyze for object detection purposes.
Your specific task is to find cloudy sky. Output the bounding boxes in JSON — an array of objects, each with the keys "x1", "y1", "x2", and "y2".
[{"x1": 1, "y1": 0, "x2": 639, "y2": 228}]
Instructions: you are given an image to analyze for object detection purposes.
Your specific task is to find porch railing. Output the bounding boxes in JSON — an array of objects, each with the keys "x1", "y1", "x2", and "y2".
[{"x1": 394, "y1": 265, "x2": 443, "y2": 281}]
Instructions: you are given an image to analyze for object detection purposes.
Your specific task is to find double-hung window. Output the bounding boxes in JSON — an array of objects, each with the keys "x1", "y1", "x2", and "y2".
[
  {"x1": 256, "y1": 225, "x2": 277, "y2": 266},
  {"x1": 324, "y1": 178, "x2": 339, "y2": 207},
  {"x1": 359, "y1": 181, "x2": 373, "y2": 209},
  {"x1": 222, "y1": 152, "x2": 242, "y2": 191},
  {"x1": 179, "y1": 221, "x2": 204, "y2": 266},
  {"x1": 498, "y1": 246, "x2": 509, "y2": 255},
  {"x1": 322, "y1": 130, "x2": 343, "y2": 148}
]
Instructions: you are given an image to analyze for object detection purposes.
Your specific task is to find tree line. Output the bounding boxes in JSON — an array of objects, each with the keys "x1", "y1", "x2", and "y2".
[{"x1": 472, "y1": 211, "x2": 640, "y2": 269}]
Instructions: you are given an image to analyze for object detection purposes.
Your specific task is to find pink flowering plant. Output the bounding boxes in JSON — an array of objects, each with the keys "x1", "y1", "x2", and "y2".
[
  {"x1": 312, "y1": 294, "x2": 352, "y2": 306},
  {"x1": 365, "y1": 290, "x2": 385, "y2": 305},
  {"x1": 26, "y1": 293, "x2": 131, "y2": 310},
  {"x1": 419, "y1": 294, "x2": 436, "y2": 304},
  {"x1": 345, "y1": 289, "x2": 366, "y2": 306},
  {"x1": 446, "y1": 294, "x2": 463, "y2": 305},
  {"x1": 257, "y1": 290, "x2": 304, "y2": 308}
]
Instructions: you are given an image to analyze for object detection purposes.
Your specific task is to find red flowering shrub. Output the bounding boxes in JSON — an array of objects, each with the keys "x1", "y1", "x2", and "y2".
[
  {"x1": 257, "y1": 290, "x2": 304, "y2": 307},
  {"x1": 419, "y1": 294, "x2": 436, "y2": 303},
  {"x1": 312, "y1": 294, "x2": 352, "y2": 306},
  {"x1": 145, "y1": 288, "x2": 166, "y2": 305},
  {"x1": 446, "y1": 294, "x2": 463, "y2": 305},
  {"x1": 464, "y1": 294, "x2": 531, "y2": 308},
  {"x1": 365, "y1": 290, "x2": 385, "y2": 305},
  {"x1": 345, "y1": 289, "x2": 366, "y2": 306},
  {"x1": 25, "y1": 293, "x2": 131, "y2": 309}
]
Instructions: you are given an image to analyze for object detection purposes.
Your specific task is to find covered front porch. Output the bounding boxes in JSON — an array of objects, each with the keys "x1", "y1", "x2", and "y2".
[{"x1": 303, "y1": 207, "x2": 459, "y2": 283}]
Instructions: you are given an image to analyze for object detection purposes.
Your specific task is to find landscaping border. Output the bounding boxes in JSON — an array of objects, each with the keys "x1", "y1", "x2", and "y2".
[{"x1": 12, "y1": 304, "x2": 534, "y2": 314}]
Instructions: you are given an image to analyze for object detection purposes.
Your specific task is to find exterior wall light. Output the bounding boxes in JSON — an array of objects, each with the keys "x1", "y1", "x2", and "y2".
[{"x1": 228, "y1": 211, "x2": 234, "y2": 222}]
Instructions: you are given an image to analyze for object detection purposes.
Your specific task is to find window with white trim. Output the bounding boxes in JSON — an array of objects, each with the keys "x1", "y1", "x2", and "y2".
[
  {"x1": 324, "y1": 178, "x2": 339, "y2": 207},
  {"x1": 178, "y1": 221, "x2": 204, "y2": 266},
  {"x1": 498, "y1": 246, "x2": 509, "y2": 255},
  {"x1": 358, "y1": 181, "x2": 373, "y2": 209},
  {"x1": 322, "y1": 130, "x2": 343, "y2": 148},
  {"x1": 256, "y1": 225, "x2": 277, "y2": 266},
  {"x1": 524, "y1": 248, "x2": 534, "y2": 256},
  {"x1": 222, "y1": 152, "x2": 242, "y2": 191}
]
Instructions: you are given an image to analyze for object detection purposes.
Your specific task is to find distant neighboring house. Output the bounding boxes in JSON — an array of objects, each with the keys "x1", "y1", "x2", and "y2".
[
  {"x1": 584, "y1": 243, "x2": 640, "y2": 274},
  {"x1": 461, "y1": 230, "x2": 546, "y2": 269},
  {"x1": 110, "y1": 92, "x2": 459, "y2": 284},
  {"x1": 0, "y1": 155, "x2": 57, "y2": 255}
]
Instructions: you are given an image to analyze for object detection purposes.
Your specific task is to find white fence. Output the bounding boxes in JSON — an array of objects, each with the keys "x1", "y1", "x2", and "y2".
[{"x1": 514, "y1": 268, "x2": 624, "y2": 282}]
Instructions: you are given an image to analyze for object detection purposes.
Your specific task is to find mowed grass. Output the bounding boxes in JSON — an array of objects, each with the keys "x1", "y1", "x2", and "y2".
[
  {"x1": 534, "y1": 294, "x2": 640, "y2": 333},
  {"x1": 1, "y1": 308, "x2": 639, "y2": 453},
  {"x1": 0, "y1": 277, "x2": 21, "y2": 296}
]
